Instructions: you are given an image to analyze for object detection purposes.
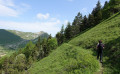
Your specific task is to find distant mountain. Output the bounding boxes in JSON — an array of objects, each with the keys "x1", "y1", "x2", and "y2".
[
  {"x1": 0, "y1": 29, "x2": 49, "y2": 49},
  {"x1": 0, "y1": 29, "x2": 22, "y2": 45},
  {"x1": 7, "y1": 30, "x2": 48, "y2": 40}
]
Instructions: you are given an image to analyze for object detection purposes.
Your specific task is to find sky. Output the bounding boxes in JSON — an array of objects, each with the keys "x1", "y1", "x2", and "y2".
[{"x1": 0, "y1": 0, "x2": 109, "y2": 36}]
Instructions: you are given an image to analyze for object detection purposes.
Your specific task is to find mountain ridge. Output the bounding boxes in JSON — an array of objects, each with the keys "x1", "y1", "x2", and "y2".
[
  {"x1": 0, "y1": 29, "x2": 49, "y2": 49},
  {"x1": 7, "y1": 29, "x2": 48, "y2": 40}
]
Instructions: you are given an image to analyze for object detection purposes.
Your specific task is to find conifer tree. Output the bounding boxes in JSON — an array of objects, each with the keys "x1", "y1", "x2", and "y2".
[
  {"x1": 88, "y1": 14, "x2": 95, "y2": 27},
  {"x1": 82, "y1": 15, "x2": 88, "y2": 30},
  {"x1": 42, "y1": 38, "x2": 47, "y2": 56},
  {"x1": 65, "y1": 22, "x2": 72, "y2": 40},
  {"x1": 92, "y1": 0, "x2": 102, "y2": 25},
  {"x1": 60, "y1": 25, "x2": 65, "y2": 43},
  {"x1": 56, "y1": 32, "x2": 61, "y2": 45}
]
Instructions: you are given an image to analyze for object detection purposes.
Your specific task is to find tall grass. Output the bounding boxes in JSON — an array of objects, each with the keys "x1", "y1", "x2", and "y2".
[{"x1": 29, "y1": 43, "x2": 99, "y2": 74}]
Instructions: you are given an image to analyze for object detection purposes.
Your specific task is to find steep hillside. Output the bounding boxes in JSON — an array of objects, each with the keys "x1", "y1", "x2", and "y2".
[
  {"x1": 29, "y1": 44, "x2": 99, "y2": 74},
  {"x1": 0, "y1": 29, "x2": 22, "y2": 45},
  {"x1": 69, "y1": 12, "x2": 120, "y2": 73},
  {"x1": 29, "y1": 12, "x2": 120, "y2": 74}
]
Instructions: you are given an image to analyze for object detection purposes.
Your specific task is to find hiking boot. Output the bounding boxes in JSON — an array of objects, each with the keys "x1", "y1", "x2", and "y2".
[{"x1": 100, "y1": 60, "x2": 102, "y2": 63}]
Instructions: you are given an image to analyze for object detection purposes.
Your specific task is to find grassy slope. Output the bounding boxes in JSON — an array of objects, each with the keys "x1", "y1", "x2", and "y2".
[
  {"x1": 29, "y1": 12, "x2": 120, "y2": 74},
  {"x1": 29, "y1": 44, "x2": 99, "y2": 74},
  {"x1": 69, "y1": 12, "x2": 120, "y2": 73},
  {"x1": 0, "y1": 29, "x2": 22, "y2": 45}
]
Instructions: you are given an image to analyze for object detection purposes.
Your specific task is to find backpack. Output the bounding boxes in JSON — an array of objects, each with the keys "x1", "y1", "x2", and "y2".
[{"x1": 98, "y1": 43, "x2": 104, "y2": 51}]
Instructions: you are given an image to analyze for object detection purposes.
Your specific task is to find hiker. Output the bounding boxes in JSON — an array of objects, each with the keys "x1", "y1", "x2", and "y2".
[{"x1": 96, "y1": 40, "x2": 104, "y2": 63}]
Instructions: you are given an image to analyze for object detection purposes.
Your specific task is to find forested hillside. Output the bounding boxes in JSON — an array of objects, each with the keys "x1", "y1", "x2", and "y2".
[
  {"x1": 0, "y1": 29, "x2": 49, "y2": 49},
  {"x1": 0, "y1": 0, "x2": 120, "y2": 74}
]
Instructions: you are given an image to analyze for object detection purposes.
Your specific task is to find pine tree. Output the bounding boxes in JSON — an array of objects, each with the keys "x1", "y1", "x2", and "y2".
[
  {"x1": 56, "y1": 32, "x2": 61, "y2": 45},
  {"x1": 92, "y1": 0, "x2": 102, "y2": 25},
  {"x1": 96, "y1": 10, "x2": 102, "y2": 24},
  {"x1": 109, "y1": 0, "x2": 120, "y2": 14},
  {"x1": 88, "y1": 14, "x2": 95, "y2": 27},
  {"x1": 42, "y1": 38, "x2": 48, "y2": 56},
  {"x1": 72, "y1": 12, "x2": 82, "y2": 26},
  {"x1": 103, "y1": 1, "x2": 109, "y2": 9},
  {"x1": 65, "y1": 22, "x2": 72, "y2": 40},
  {"x1": 82, "y1": 15, "x2": 88, "y2": 30},
  {"x1": 102, "y1": 1, "x2": 110, "y2": 19},
  {"x1": 60, "y1": 25, "x2": 65, "y2": 43},
  {"x1": 71, "y1": 25, "x2": 80, "y2": 37},
  {"x1": 72, "y1": 12, "x2": 83, "y2": 34}
]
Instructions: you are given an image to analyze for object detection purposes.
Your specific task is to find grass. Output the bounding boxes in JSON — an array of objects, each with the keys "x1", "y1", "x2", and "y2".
[
  {"x1": 29, "y1": 43, "x2": 99, "y2": 74},
  {"x1": 29, "y1": 12, "x2": 120, "y2": 74},
  {"x1": 69, "y1": 12, "x2": 120, "y2": 73}
]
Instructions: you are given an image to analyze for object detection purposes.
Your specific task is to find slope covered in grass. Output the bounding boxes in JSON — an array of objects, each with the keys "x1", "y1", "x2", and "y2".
[
  {"x1": 69, "y1": 12, "x2": 120, "y2": 73},
  {"x1": 29, "y1": 43, "x2": 99, "y2": 74},
  {"x1": 29, "y1": 12, "x2": 120, "y2": 74},
  {"x1": 0, "y1": 29, "x2": 22, "y2": 45}
]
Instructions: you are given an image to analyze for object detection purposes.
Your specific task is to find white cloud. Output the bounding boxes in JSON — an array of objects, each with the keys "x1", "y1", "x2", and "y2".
[
  {"x1": 37, "y1": 13, "x2": 50, "y2": 20},
  {"x1": 0, "y1": 5, "x2": 18, "y2": 17},
  {"x1": 0, "y1": 0, "x2": 30, "y2": 17},
  {"x1": 81, "y1": 8, "x2": 88, "y2": 15},
  {"x1": 81, "y1": 8, "x2": 87, "y2": 13},
  {"x1": 0, "y1": 0, "x2": 15, "y2": 7},
  {"x1": 64, "y1": 20, "x2": 69, "y2": 25},
  {"x1": 0, "y1": 20, "x2": 61, "y2": 36}
]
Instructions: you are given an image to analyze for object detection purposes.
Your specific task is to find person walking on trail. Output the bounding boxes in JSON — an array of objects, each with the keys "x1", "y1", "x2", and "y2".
[{"x1": 96, "y1": 40, "x2": 104, "y2": 63}]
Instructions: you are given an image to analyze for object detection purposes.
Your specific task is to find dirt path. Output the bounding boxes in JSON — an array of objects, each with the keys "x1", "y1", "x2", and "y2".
[
  {"x1": 95, "y1": 62, "x2": 104, "y2": 74},
  {"x1": 0, "y1": 53, "x2": 6, "y2": 57}
]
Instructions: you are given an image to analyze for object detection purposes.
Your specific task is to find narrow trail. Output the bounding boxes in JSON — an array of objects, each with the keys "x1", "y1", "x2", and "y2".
[
  {"x1": 67, "y1": 43, "x2": 104, "y2": 74},
  {"x1": 95, "y1": 62, "x2": 104, "y2": 74}
]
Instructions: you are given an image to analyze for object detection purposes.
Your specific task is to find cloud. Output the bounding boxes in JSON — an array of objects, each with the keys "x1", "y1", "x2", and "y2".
[
  {"x1": 0, "y1": 0, "x2": 30, "y2": 17},
  {"x1": 0, "y1": 20, "x2": 61, "y2": 36},
  {"x1": 81, "y1": 8, "x2": 88, "y2": 15},
  {"x1": 0, "y1": 5, "x2": 18, "y2": 17},
  {"x1": 37, "y1": 13, "x2": 50, "y2": 20},
  {"x1": 64, "y1": 20, "x2": 69, "y2": 25},
  {"x1": 0, "y1": 0, "x2": 15, "y2": 7}
]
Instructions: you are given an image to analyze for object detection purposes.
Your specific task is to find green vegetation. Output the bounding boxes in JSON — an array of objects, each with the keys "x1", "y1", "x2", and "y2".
[
  {"x1": 0, "y1": 0, "x2": 120, "y2": 74},
  {"x1": 29, "y1": 44, "x2": 99, "y2": 74},
  {"x1": 0, "y1": 29, "x2": 49, "y2": 50},
  {"x1": 69, "y1": 12, "x2": 120, "y2": 73},
  {"x1": 28, "y1": 12, "x2": 120, "y2": 74},
  {"x1": 0, "y1": 29, "x2": 22, "y2": 45},
  {"x1": 0, "y1": 37, "x2": 58, "y2": 73}
]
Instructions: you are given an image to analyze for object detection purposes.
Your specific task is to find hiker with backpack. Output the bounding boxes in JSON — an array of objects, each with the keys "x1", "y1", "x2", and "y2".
[{"x1": 96, "y1": 40, "x2": 104, "y2": 63}]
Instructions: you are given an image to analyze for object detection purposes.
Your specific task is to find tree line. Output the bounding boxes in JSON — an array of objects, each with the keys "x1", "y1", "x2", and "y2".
[
  {"x1": 56, "y1": 0, "x2": 120, "y2": 45},
  {"x1": 0, "y1": 35, "x2": 58, "y2": 73},
  {"x1": 0, "y1": 0, "x2": 119, "y2": 73}
]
